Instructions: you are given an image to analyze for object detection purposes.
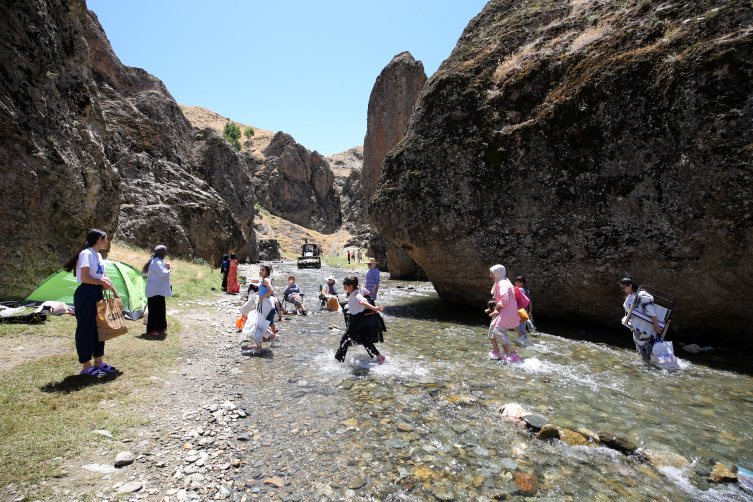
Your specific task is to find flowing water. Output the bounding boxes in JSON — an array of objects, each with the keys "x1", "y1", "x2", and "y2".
[{"x1": 239, "y1": 263, "x2": 753, "y2": 501}]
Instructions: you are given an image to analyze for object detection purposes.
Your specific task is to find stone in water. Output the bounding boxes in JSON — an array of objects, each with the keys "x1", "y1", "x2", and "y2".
[{"x1": 522, "y1": 414, "x2": 547, "y2": 429}]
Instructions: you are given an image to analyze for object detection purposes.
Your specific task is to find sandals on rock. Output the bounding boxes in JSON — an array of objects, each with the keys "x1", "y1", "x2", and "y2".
[{"x1": 96, "y1": 363, "x2": 118, "y2": 373}]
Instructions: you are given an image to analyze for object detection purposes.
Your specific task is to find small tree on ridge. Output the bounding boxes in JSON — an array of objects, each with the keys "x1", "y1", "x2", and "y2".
[{"x1": 223, "y1": 121, "x2": 241, "y2": 151}]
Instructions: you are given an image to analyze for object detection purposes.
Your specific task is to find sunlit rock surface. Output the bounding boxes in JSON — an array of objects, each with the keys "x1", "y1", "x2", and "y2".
[
  {"x1": 371, "y1": 0, "x2": 753, "y2": 338},
  {"x1": 363, "y1": 52, "x2": 428, "y2": 278},
  {"x1": 87, "y1": 11, "x2": 256, "y2": 263},
  {"x1": 0, "y1": 2, "x2": 120, "y2": 298}
]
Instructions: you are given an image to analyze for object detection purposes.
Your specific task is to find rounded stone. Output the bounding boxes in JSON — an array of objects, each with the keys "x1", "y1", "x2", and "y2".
[
  {"x1": 522, "y1": 413, "x2": 547, "y2": 429},
  {"x1": 114, "y1": 451, "x2": 135, "y2": 467}
]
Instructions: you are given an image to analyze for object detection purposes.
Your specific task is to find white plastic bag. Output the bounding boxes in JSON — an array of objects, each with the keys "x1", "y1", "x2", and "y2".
[
  {"x1": 652, "y1": 340, "x2": 681, "y2": 370},
  {"x1": 242, "y1": 310, "x2": 270, "y2": 345}
]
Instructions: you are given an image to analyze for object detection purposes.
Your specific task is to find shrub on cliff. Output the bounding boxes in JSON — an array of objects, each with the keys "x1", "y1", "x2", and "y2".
[
  {"x1": 223, "y1": 121, "x2": 241, "y2": 151},
  {"x1": 244, "y1": 126, "x2": 255, "y2": 138}
]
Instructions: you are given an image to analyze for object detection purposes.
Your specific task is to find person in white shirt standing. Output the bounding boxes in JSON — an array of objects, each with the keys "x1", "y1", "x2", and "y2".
[
  {"x1": 62, "y1": 229, "x2": 120, "y2": 376},
  {"x1": 143, "y1": 245, "x2": 172, "y2": 336}
]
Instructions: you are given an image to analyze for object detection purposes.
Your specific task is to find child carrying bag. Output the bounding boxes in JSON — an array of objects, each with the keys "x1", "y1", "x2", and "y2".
[
  {"x1": 96, "y1": 291, "x2": 129, "y2": 341},
  {"x1": 242, "y1": 309, "x2": 270, "y2": 345},
  {"x1": 514, "y1": 287, "x2": 530, "y2": 309}
]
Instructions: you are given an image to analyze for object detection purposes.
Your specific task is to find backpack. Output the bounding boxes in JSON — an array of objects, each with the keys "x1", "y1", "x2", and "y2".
[{"x1": 514, "y1": 286, "x2": 530, "y2": 309}]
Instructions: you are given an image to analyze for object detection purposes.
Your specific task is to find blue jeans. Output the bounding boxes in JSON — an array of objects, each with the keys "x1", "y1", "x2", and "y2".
[{"x1": 519, "y1": 320, "x2": 527, "y2": 335}]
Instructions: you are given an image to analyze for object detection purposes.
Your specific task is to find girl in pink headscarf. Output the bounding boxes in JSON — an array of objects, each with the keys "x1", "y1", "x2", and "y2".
[{"x1": 487, "y1": 264, "x2": 522, "y2": 361}]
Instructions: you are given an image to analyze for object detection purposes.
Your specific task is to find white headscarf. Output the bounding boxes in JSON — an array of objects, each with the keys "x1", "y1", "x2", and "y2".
[{"x1": 490, "y1": 264, "x2": 506, "y2": 295}]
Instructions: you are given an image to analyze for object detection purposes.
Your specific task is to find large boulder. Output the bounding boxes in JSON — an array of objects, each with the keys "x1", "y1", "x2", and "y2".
[
  {"x1": 86, "y1": 11, "x2": 255, "y2": 263},
  {"x1": 371, "y1": 0, "x2": 753, "y2": 338},
  {"x1": 363, "y1": 52, "x2": 428, "y2": 279},
  {"x1": 0, "y1": 1, "x2": 120, "y2": 299},
  {"x1": 254, "y1": 132, "x2": 341, "y2": 234}
]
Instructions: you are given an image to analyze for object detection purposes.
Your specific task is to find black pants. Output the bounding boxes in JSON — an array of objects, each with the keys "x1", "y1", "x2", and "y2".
[
  {"x1": 74, "y1": 283, "x2": 105, "y2": 364},
  {"x1": 147, "y1": 295, "x2": 167, "y2": 333},
  {"x1": 335, "y1": 312, "x2": 380, "y2": 362}
]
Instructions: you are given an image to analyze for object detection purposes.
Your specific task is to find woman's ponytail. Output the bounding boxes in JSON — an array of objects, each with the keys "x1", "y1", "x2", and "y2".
[
  {"x1": 142, "y1": 245, "x2": 168, "y2": 275},
  {"x1": 62, "y1": 229, "x2": 107, "y2": 273}
]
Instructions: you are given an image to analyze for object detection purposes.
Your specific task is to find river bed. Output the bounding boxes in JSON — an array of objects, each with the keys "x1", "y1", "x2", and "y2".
[{"x1": 236, "y1": 262, "x2": 753, "y2": 501}]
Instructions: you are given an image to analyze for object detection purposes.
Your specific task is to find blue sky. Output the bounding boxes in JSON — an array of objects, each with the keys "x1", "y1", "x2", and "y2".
[{"x1": 87, "y1": 0, "x2": 489, "y2": 155}]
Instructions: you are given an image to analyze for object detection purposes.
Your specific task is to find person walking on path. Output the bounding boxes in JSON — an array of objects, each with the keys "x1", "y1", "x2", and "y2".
[
  {"x1": 356, "y1": 249, "x2": 362, "y2": 263},
  {"x1": 620, "y1": 277, "x2": 663, "y2": 363},
  {"x1": 365, "y1": 258, "x2": 380, "y2": 305},
  {"x1": 62, "y1": 229, "x2": 120, "y2": 376},
  {"x1": 335, "y1": 276, "x2": 386, "y2": 363},
  {"x1": 143, "y1": 245, "x2": 172, "y2": 336},
  {"x1": 226, "y1": 253, "x2": 239, "y2": 293},
  {"x1": 347, "y1": 251, "x2": 351, "y2": 264},
  {"x1": 488, "y1": 264, "x2": 522, "y2": 361},
  {"x1": 220, "y1": 254, "x2": 229, "y2": 291}
]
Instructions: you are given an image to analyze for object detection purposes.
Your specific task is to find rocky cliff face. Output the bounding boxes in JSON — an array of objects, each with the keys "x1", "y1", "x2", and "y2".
[
  {"x1": 0, "y1": 0, "x2": 120, "y2": 298},
  {"x1": 327, "y1": 146, "x2": 365, "y2": 231},
  {"x1": 253, "y1": 132, "x2": 341, "y2": 234},
  {"x1": 371, "y1": 0, "x2": 753, "y2": 338},
  {"x1": 86, "y1": 11, "x2": 256, "y2": 263},
  {"x1": 363, "y1": 52, "x2": 428, "y2": 279}
]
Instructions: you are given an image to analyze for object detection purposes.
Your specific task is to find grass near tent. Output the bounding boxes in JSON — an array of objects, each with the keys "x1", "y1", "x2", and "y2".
[{"x1": 0, "y1": 241, "x2": 218, "y2": 487}]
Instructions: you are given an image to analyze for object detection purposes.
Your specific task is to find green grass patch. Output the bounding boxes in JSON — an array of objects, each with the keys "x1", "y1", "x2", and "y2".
[
  {"x1": 321, "y1": 254, "x2": 368, "y2": 270},
  {"x1": 0, "y1": 314, "x2": 182, "y2": 486}
]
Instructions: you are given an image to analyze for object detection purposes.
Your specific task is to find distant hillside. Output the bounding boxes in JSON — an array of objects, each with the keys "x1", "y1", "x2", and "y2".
[{"x1": 180, "y1": 105, "x2": 275, "y2": 154}]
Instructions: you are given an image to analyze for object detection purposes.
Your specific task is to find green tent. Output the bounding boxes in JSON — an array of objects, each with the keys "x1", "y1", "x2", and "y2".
[{"x1": 25, "y1": 260, "x2": 147, "y2": 320}]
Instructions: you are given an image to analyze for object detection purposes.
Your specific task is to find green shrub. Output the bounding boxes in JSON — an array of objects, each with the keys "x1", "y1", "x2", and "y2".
[
  {"x1": 223, "y1": 122, "x2": 242, "y2": 151},
  {"x1": 244, "y1": 127, "x2": 255, "y2": 138},
  {"x1": 255, "y1": 203, "x2": 271, "y2": 216}
]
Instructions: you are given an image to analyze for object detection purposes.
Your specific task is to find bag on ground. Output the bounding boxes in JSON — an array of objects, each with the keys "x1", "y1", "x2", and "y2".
[
  {"x1": 518, "y1": 308, "x2": 529, "y2": 322},
  {"x1": 652, "y1": 340, "x2": 681, "y2": 370},
  {"x1": 96, "y1": 292, "x2": 128, "y2": 341},
  {"x1": 242, "y1": 310, "x2": 270, "y2": 345}
]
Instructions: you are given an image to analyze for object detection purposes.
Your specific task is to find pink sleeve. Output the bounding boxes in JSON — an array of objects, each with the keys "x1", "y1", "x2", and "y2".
[{"x1": 496, "y1": 283, "x2": 510, "y2": 309}]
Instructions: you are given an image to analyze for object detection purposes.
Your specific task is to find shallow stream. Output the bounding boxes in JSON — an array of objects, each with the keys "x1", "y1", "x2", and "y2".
[{"x1": 237, "y1": 263, "x2": 753, "y2": 501}]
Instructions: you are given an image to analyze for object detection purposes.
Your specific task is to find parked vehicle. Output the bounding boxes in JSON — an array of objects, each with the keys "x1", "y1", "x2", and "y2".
[{"x1": 297, "y1": 242, "x2": 321, "y2": 269}]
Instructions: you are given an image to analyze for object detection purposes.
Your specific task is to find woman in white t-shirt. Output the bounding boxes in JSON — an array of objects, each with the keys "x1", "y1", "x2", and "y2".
[{"x1": 62, "y1": 229, "x2": 120, "y2": 376}]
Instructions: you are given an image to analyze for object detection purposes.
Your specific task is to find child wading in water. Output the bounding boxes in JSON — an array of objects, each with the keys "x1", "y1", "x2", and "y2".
[
  {"x1": 334, "y1": 276, "x2": 386, "y2": 363},
  {"x1": 488, "y1": 264, "x2": 522, "y2": 362}
]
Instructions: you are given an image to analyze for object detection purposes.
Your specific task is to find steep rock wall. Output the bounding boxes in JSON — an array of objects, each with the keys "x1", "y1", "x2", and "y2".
[
  {"x1": 363, "y1": 51, "x2": 428, "y2": 278},
  {"x1": 371, "y1": 0, "x2": 753, "y2": 338},
  {"x1": 86, "y1": 11, "x2": 256, "y2": 262},
  {"x1": 0, "y1": 0, "x2": 120, "y2": 298}
]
